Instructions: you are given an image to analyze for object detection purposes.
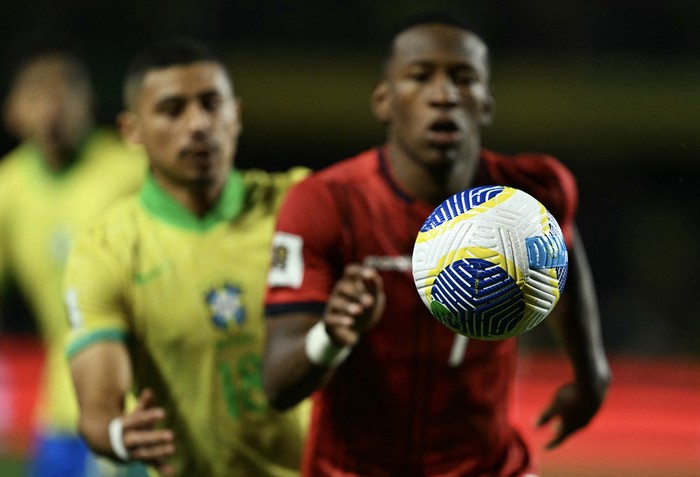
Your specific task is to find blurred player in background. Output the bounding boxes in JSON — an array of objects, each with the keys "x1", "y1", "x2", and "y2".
[
  {"x1": 0, "y1": 49, "x2": 147, "y2": 476},
  {"x1": 263, "y1": 13, "x2": 612, "y2": 477},
  {"x1": 64, "y1": 38, "x2": 308, "y2": 476}
]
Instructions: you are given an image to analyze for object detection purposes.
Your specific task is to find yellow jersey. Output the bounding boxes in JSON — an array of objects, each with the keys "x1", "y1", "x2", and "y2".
[
  {"x1": 0, "y1": 128, "x2": 147, "y2": 432},
  {"x1": 65, "y1": 169, "x2": 308, "y2": 477}
]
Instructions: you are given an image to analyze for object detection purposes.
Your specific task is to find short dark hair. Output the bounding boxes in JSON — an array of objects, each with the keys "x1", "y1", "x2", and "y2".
[
  {"x1": 381, "y1": 12, "x2": 486, "y2": 74},
  {"x1": 391, "y1": 12, "x2": 482, "y2": 39},
  {"x1": 122, "y1": 38, "x2": 228, "y2": 110}
]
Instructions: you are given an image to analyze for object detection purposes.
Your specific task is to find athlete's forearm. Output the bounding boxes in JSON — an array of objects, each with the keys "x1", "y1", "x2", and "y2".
[
  {"x1": 263, "y1": 313, "x2": 337, "y2": 410},
  {"x1": 553, "y1": 227, "x2": 611, "y2": 394},
  {"x1": 70, "y1": 341, "x2": 132, "y2": 459}
]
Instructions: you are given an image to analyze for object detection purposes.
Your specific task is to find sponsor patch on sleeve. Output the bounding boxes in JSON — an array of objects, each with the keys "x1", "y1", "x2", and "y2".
[
  {"x1": 267, "y1": 232, "x2": 304, "y2": 288},
  {"x1": 64, "y1": 287, "x2": 83, "y2": 329}
]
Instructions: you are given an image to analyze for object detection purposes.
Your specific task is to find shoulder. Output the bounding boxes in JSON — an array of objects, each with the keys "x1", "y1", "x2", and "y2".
[
  {"x1": 480, "y1": 149, "x2": 576, "y2": 203},
  {"x1": 272, "y1": 150, "x2": 377, "y2": 236},
  {"x1": 241, "y1": 166, "x2": 310, "y2": 192},
  {"x1": 0, "y1": 143, "x2": 34, "y2": 179},
  {"x1": 313, "y1": 148, "x2": 378, "y2": 184},
  {"x1": 82, "y1": 128, "x2": 148, "y2": 168},
  {"x1": 239, "y1": 166, "x2": 311, "y2": 211},
  {"x1": 76, "y1": 195, "x2": 143, "y2": 252},
  {"x1": 0, "y1": 144, "x2": 41, "y2": 207},
  {"x1": 84, "y1": 128, "x2": 136, "y2": 153},
  {"x1": 481, "y1": 149, "x2": 574, "y2": 185},
  {"x1": 288, "y1": 148, "x2": 378, "y2": 200}
]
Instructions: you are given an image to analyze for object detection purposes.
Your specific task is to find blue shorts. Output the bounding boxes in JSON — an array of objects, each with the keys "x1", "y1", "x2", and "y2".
[{"x1": 26, "y1": 433, "x2": 148, "y2": 477}]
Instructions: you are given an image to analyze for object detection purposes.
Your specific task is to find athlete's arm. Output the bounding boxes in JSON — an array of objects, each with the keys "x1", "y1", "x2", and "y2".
[
  {"x1": 538, "y1": 224, "x2": 612, "y2": 449},
  {"x1": 70, "y1": 342, "x2": 176, "y2": 474},
  {"x1": 263, "y1": 264, "x2": 384, "y2": 410}
]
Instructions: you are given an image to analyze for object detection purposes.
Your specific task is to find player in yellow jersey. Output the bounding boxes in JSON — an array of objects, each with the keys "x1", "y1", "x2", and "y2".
[
  {"x1": 63, "y1": 38, "x2": 308, "y2": 476},
  {"x1": 0, "y1": 49, "x2": 148, "y2": 476}
]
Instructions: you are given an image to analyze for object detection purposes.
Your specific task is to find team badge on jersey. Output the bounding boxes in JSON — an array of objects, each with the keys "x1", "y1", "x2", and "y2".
[
  {"x1": 268, "y1": 232, "x2": 304, "y2": 288},
  {"x1": 206, "y1": 284, "x2": 246, "y2": 330}
]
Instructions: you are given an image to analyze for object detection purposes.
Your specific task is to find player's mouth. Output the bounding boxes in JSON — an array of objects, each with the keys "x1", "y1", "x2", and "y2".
[
  {"x1": 426, "y1": 119, "x2": 462, "y2": 147},
  {"x1": 181, "y1": 143, "x2": 219, "y2": 165}
]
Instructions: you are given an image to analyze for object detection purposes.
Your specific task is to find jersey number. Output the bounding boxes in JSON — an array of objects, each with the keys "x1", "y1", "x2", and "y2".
[{"x1": 219, "y1": 352, "x2": 267, "y2": 419}]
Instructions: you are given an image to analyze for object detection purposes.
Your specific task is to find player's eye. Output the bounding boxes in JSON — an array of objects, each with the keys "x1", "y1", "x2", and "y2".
[
  {"x1": 200, "y1": 93, "x2": 224, "y2": 111},
  {"x1": 409, "y1": 71, "x2": 431, "y2": 82},
  {"x1": 404, "y1": 66, "x2": 432, "y2": 83},
  {"x1": 452, "y1": 68, "x2": 480, "y2": 86},
  {"x1": 156, "y1": 99, "x2": 185, "y2": 117},
  {"x1": 453, "y1": 72, "x2": 478, "y2": 86}
]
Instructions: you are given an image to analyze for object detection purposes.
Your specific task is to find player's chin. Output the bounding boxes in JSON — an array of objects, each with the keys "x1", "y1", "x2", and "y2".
[
  {"x1": 188, "y1": 162, "x2": 228, "y2": 183},
  {"x1": 179, "y1": 166, "x2": 218, "y2": 186},
  {"x1": 189, "y1": 173, "x2": 222, "y2": 189},
  {"x1": 422, "y1": 143, "x2": 461, "y2": 165}
]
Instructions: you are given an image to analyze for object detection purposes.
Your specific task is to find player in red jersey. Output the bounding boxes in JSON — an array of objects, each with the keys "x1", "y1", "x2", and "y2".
[{"x1": 263, "y1": 13, "x2": 611, "y2": 477}]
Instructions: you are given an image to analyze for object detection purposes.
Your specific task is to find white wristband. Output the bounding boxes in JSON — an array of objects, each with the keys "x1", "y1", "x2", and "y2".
[
  {"x1": 108, "y1": 417, "x2": 130, "y2": 461},
  {"x1": 305, "y1": 321, "x2": 351, "y2": 367}
]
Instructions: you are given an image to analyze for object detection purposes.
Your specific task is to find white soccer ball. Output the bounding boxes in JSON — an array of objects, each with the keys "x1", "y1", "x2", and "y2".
[{"x1": 412, "y1": 185, "x2": 568, "y2": 340}]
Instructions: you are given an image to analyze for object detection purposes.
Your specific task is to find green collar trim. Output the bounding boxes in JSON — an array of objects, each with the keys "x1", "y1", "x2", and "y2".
[{"x1": 140, "y1": 171, "x2": 245, "y2": 232}]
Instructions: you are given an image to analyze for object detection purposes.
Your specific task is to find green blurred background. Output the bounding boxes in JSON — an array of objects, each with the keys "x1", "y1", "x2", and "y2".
[{"x1": 1, "y1": 0, "x2": 699, "y2": 475}]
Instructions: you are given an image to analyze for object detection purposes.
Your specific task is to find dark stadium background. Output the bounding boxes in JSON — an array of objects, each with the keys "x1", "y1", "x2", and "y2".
[{"x1": 1, "y1": 1, "x2": 699, "y2": 476}]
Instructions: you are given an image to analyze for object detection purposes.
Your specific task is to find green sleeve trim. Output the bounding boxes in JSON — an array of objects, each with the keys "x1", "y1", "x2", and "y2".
[{"x1": 66, "y1": 328, "x2": 128, "y2": 360}]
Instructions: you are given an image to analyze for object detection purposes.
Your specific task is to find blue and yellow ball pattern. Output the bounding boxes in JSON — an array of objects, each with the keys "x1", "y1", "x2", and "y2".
[{"x1": 412, "y1": 186, "x2": 568, "y2": 340}]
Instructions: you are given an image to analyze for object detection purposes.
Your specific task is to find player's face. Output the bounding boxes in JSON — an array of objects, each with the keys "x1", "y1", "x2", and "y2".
[
  {"x1": 373, "y1": 24, "x2": 493, "y2": 168},
  {"x1": 125, "y1": 61, "x2": 240, "y2": 192},
  {"x1": 4, "y1": 56, "x2": 92, "y2": 155}
]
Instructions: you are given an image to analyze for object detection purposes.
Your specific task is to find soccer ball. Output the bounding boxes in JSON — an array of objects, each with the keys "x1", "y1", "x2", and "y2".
[{"x1": 412, "y1": 185, "x2": 568, "y2": 340}]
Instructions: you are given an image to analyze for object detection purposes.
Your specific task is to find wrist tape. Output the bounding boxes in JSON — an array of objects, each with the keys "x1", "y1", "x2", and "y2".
[
  {"x1": 108, "y1": 417, "x2": 129, "y2": 461},
  {"x1": 305, "y1": 320, "x2": 351, "y2": 366}
]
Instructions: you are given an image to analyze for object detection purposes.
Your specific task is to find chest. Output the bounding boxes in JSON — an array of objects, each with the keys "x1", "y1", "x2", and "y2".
[
  {"x1": 127, "y1": 216, "x2": 275, "y2": 351},
  {"x1": 7, "y1": 176, "x2": 136, "y2": 281},
  {"x1": 335, "y1": 189, "x2": 426, "y2": 262}
]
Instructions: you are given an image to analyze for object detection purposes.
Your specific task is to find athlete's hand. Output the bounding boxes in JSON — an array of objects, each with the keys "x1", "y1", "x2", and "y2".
[
  {"x1": 537, "y1": 380, "x2": 606, "y2": 449},
  {"x1": 120, "y1": 388, "x2": 176, "y2": 475},
  {"x1": 323, "y1": 264, "x2": 385, "y2": 347}
]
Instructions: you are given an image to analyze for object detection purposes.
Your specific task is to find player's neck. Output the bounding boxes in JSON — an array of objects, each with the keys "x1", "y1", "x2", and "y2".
[
  {"x1": 387, "y1": 144, "x2": 480, "y2": 205},
  {"x1": 39, "y1": 143, "x2": 79, "y2": 171},
  {"x1": 36, "y1": 127, "x2": 91, "y2": 171},
  {"x1": 156, "y1": 177, "x2": 225, "y2": 218}
]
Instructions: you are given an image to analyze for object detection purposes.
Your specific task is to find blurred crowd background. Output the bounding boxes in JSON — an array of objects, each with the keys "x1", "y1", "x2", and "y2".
[{"x1": 2, "y1": 0, "x2": 698, "y2": 357}]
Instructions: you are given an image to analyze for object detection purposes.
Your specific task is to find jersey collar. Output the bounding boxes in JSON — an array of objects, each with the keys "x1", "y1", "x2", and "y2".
[
  {"x1": 376, "y1": 146, "x2": 440, "y2": 217},
  {"x1": 140, "y1": 170, "x2": 245, "y2": 232}
]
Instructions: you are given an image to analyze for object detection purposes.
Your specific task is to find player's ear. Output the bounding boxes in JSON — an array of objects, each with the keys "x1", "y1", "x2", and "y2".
[
  {"x1": 117, "y1": 111, "x2": 142, "y2": 145},
  {"x1": 371, "y1": 80, "x2": 391, "y2": 124}
]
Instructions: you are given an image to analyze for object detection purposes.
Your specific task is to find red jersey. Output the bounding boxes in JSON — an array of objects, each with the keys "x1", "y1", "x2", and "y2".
[{"x1": 266, "y1": 147, "x2": 577, "y2": 477}]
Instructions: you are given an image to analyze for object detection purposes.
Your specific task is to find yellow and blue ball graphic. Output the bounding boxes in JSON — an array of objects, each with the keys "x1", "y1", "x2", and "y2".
[{"x1": 412, "y1": 186, "x2": 568, "y2": 340}]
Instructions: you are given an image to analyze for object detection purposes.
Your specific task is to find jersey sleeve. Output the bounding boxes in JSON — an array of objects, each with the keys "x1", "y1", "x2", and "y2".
[
  {"x1": 64, "y1": 220, "x2": 132, "y2": 359},
  {"x1": 521, "y1": 154, "x2": 578, "y2": 246},
  {"x1": 265, "y1": 175, "x2": 343, "y2": 315}
]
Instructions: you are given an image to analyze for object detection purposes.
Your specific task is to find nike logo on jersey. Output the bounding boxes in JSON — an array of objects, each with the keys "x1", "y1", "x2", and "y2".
[{"x1": 133, "y1": 264, "x2": 170, "y2": 285}]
